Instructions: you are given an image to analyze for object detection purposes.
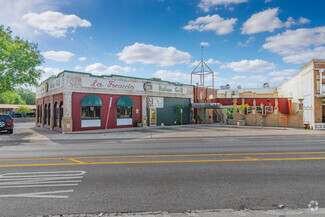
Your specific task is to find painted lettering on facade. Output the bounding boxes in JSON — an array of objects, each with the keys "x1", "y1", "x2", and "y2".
[
  {"x1": 91, "y1": 79, "x2": 135, "y2": 90},
  {"x1": 159, "y1": 85, "x2": 172, "y2": 92},
  {"x1": 81, "y1": 77, "x2": 193, "y2": 98}
]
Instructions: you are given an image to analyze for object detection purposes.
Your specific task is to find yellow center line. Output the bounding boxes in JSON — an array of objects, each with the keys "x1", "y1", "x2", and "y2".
[
  {"x1": 68, "y1": 158, "x2": 86, "y2": 164},
  {"x1": 245, "y1": 157, "x2": 259, "y2": 160},
  {"x1": 1, "y1": 151, "x2": 325, "y2": 162},
  {"x1": 1, "y1": 156, "x2": 325, "y2": 167}
]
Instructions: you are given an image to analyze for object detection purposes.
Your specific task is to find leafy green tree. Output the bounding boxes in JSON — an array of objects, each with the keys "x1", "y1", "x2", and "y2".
[
  {"x1": 15, "y1": 87, "x2": 36, "y2": 105},
  {"x1": 16, "y1": 106, "x2": 32, "y2": 117},
  {"x1": 175, "y1": 105, "x2": 184, "y2": 125},
  {"x1": 0, "y1": 91, "x2": 26, "y2": 104},
  {"x1": 0, "y1": 25, "x2": 44, "y2": 93}
]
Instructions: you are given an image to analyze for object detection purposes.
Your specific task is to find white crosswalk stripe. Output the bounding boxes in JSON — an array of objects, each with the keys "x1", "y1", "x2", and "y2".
[{"x1": 0, "y1": 171, "x2": 86, "y2": 198}]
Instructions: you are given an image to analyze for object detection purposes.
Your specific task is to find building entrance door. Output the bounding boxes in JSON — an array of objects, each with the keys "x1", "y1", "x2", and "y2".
[
  {"x1": 322, "y1": 104, "x2": 325, "y2": 123},
  {"x1": 150, "y1": 108, "x2": 157, "y2": 126}
]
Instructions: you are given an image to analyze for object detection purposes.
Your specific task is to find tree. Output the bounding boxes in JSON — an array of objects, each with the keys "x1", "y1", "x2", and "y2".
[
  {"x1": 15, "y1": 87, "x2": 36, "y2": 105},
  {"x1": 16, "y1": 106, "x2": 32, "y2": 117},
  {"x1": 0, "y1": 25, "x2": 44, "y2": 93},
  {"x1": 175, "y1": 105, "x2": 184, "y2": 125},
  {"x1": 0, "y1": 91, "x2": 26, "y2": 105}
]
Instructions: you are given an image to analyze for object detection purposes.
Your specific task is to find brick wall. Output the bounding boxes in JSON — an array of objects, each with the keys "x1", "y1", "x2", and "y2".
[
  {"x1": 233, "y1": 110, "x2": 303, "y2": 128},
  {"x1": 314, "y1": 97, "x2": 322, "y2": 123}
]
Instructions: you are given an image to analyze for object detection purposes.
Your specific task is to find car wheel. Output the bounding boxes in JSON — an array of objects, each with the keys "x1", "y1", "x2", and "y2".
[{"x1": 8, "y1": 130, "x2": 13, "y2": 134}]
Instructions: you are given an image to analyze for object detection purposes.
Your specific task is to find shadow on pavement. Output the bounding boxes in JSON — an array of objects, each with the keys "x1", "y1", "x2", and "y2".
[{"x1": 0, "y1": 132, "x2": 34, "y2": 147}]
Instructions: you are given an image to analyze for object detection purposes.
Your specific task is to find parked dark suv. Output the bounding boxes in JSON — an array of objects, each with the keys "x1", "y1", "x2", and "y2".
[{"x1": 0, "y1": 114, "x2": 14, "y2": 134}]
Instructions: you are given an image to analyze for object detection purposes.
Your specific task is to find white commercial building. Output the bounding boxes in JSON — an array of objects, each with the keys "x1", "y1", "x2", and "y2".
[{"x1": 277, "y1": 59, "x2": 325, "y2": 129}]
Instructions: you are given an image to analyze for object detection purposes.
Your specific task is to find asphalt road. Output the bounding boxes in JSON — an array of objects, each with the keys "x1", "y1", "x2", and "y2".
[{"x1": 1, "y1": 131, "x2": 325, "y2": 216}]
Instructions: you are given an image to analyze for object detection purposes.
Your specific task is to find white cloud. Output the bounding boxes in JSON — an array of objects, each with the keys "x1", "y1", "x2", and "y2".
[
  {"x1": 282, "y1": 47, "x2": 325, "y2": 64},
  {"x1": 265, "y1": 0, "x2": 272, "y2": 3},
  {"x1": 268, "y1": 69, "x2": 298, "y2": 77},
  {"x1": 267, "y1": 69, "x2": 298, "y2": 86},
  {"x1": 85, "y1": 63, "x2": 136, "y2": 75},
  {"x1": 241, "y1": 8, "x2": 284, "y2": 34},
  {"x1": 153, "y1": 70, "x2": 220, "y2": 85},
  {"x1": 37, "y1": 66, "x2": 62, "y2": 81},
  {"x1": 298, "y1": 17, "x2": 310, "y2": 24},
  {"x1": 183, "y1": 14, "x2": 237, "y2": 35},
  {"x1": 220, "y1": 59, "x2": 276, "y2": 73},
  {"x1": 79, "y1": 57, "x2": 87, "y2": 61},
  {"x1": 232, "y1": 75, "x2": 267, "y2": 82},
  {"x1": 242, "y1": 8, "x2": 311, "y2": 35},
  {"x1": 42, "y1": 51, "x2": 75, "y2": 62},
  {"x1": 190, "y1": 58, "x2": 222, "y2": 67},
  {"x1": 200, "y1": 42, "x2": 210, "y2": 47},
  {"x1": 238, "y1": 36, "x2": 256, "y2": 47},
  {"x1": 232, "y1": 75, "x2": 247, "y2": 80},
  {"x1": 263, "y1": 27, "x2": 325, "y2": 55},
  {"x1": 269, "y1": 76, "x2": 291, "y2": 86},
  {"x1": 74, "y1": 66, "x2": 83, "y2": 71},
  {"x1": 22, "y1": 11, "x2": 91, "y2": 37},
  {"x1": 198, "y1": 0, "x2": 247, "y2": 12},
  {"x1": 153, "y1": 70, "x2": 191, "y2": 82},
  {"x1": 262, "y1": 27, "x2": 325, "y2": 64},
  {"x1": 118, "y1": 43, "x2": 191, "y2": 66},
  {"x1": 0, "y1": 0, "x2": 59, "y2": 37}
]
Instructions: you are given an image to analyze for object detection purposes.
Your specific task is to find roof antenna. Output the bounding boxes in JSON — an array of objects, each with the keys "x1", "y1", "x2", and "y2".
[{"x1": 201, "y1": 45, "x2": 204, "y2": 61}]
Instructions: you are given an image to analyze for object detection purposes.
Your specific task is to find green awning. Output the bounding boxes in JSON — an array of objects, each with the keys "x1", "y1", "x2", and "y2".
[
  {"x1": 117, "y1": 96, "x2": 134, "y2": 107},
  {"x1": 81, "y1": 94, "x2": 102, "y2": 106}
]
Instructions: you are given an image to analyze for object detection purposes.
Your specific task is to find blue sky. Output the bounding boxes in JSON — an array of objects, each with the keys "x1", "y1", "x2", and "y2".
[{"x1": 2, "y1": 0, "x2": 325, "y2": 89}]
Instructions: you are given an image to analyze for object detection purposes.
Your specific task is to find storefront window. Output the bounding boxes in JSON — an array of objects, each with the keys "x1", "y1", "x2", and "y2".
[
  {"x1": 81, "y1": 106, "x2": 101, "y2": 119},
  {"x1": 81, "y1": 94, "x2": 102, "y2": 128},
  {"x1": 116, "y1": 96, "x2": 134, "y2": 126},
  {"x1": 117, "y1": 107, "x2": 132, "y2": 118}
]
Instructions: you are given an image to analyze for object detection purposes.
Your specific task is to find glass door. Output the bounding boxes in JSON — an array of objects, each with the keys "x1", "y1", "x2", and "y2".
[{"x1": 150, "y1": 108, "x2": 157, "y2": 126}]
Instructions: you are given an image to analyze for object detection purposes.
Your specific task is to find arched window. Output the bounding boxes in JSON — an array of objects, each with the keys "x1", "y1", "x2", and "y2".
[
  {"x1": 54, "y1": 102, "x2": 58, "y2": 127},
  {"x1": 44, "y1": 104, "x2": 48, "y2": 125},
  {"x1": 48, "y1": 103, "x2": 51, "y2": 126},
  {"x1": 81, "y1": 94, "x2": 102, "y2": 127},
  {"x1": 59, "y1": 101, "x2": 63, "y2": 128},
  {"x1": 37, "y1": 105, "x2": 40, "y2": 123},
  {"x1": 40, "y1": 105, "x2": 42, "y2": 124},
  {"x1": 116, "y1": 96, "x2": 134, "y2": 126}
]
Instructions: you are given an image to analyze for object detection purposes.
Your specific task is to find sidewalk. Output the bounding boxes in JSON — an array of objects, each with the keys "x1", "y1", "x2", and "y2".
[
  {"x1": 30, "y1": 208, "x2": 325, "y2": 217},
  {"x1": 4, "y1": 122, "x2": 325, "y2": 143}
]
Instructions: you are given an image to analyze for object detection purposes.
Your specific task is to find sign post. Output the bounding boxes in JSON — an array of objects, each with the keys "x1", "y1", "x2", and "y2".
[
  {"x1": 180, "y1": 108, "x2": 183, "y2": 125},
  {"x1": 105, "y1": 97, "x2": 113, "y2": 131}
]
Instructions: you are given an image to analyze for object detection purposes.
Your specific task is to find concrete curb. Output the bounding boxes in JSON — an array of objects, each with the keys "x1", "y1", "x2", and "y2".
[{"x1": 27, "y1": 208, "x2": 325, "y2": 217}]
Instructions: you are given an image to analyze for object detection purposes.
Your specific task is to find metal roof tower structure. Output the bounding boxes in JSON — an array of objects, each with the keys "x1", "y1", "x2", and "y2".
[{"x1": 190, "y1": 46, "x2": 215, "y2": 100}]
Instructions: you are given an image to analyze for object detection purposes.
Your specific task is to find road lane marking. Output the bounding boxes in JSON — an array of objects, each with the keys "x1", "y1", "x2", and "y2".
[
  {"x1": 245, "y1": 157, "x2": 259, "y2": 160},
  {"x1": 68, "y1": 158, "x2": 85, "y2": 164},
  {"x1": 0, "y1": 190, "x2": 74, "y2": 198},
  {"x1": 0, "y1": 171, "x2": 85, "y2": 188},
  {"x1": 0, "y1": 171, "x2": 86, "y2": 198},
  {"x1": 2, "y1": 157, "x2": 325, "y2": 167},
  {"x1": 0, "y1": 184, "x2": 79, "y2": 188},
  {"x1": 2, "y1": 151, "x2": 325, "y2": 162}
]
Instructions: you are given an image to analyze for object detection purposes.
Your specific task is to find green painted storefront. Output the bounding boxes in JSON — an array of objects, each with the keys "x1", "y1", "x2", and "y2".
[{"x1": 147, "y1": 97, "x2": 191, "y2": 126}]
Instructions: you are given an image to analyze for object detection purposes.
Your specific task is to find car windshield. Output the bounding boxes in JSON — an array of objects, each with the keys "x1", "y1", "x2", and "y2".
[{"x1": 0, "y1": 115, "x2": 11, "y2": 121}]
